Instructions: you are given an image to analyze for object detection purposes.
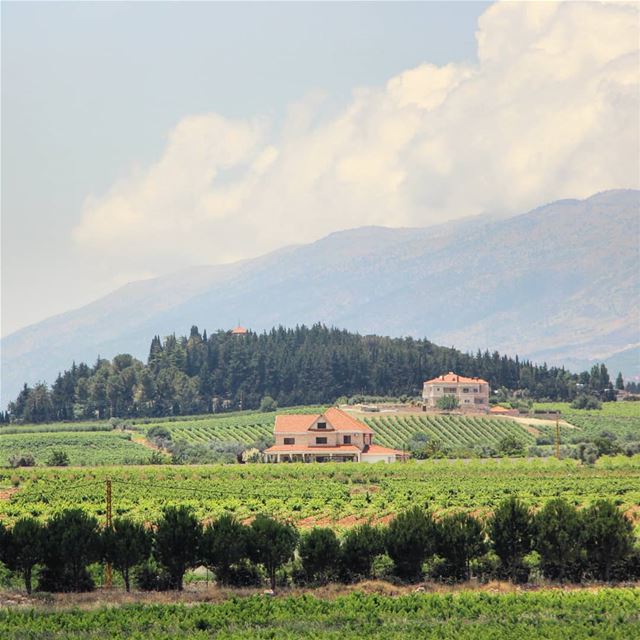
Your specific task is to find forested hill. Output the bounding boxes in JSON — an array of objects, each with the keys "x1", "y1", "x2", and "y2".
[{"x1": 5, "y1": 325, "x2": 613, "y2": 423}]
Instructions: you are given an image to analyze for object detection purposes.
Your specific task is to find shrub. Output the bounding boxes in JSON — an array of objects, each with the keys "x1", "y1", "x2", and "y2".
[
  {"x1": 534, "y1": 498, "x2": 583, "y2": 582},
  {"x1": 436, "y1": 395, "x2": 459, "y2": 411},
  {"x1": 298, "y1": 527, "x2": 340, "y2": 585},
  {"x1": 248, "y1": 515, "x2": 298, "y2": 591},
  {"x1": 46, "y1": 450, "x2": 70, "y2": 467},
  {"x1": 497, "y1": 435, "x2": 525, "y2": 457},
  {"x1": 571, "y1": 395, "x2": 602, "y2": 410},
  {"x1": 581, "y1": 500, "x2": 634, "y2": 582},
  {"x1": 200, "y1": 514, "x2": 250, "y2": 586},
  {"x1": 8, "y1": 453, "x2": 36, "y2": 468},
  {"x1": 154, "y1": 506, "x2": 202, "y2": 590},
  {"x1": 39, "y1": 509, "x2": 101, "y2": 592},
  {"x1": 386, "y1": 507, "x2": 436, "y2": 582},
  {"x1": 339, "y1": 524, "x2": 386, "y2": 582},
  {"x1": 488, "y1": 497, "x2": 534, "y2": 583},
  {"x1": 259, "y1": 396, "x2": 277, "y2": 412},
  {"x1": 371, "y1": 554, "x2": 395, "y2": 581},
  {"x1": 435, "y1": 512, "x2": 486, "y2": 582},
  {"x1": 103, "y1": 517, "x2": 151, "y2": 592}
]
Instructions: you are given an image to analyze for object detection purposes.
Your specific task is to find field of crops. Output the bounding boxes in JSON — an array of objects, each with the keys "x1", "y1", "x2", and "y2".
[
  {"x1": 1, "y1": 589, "x2": 638, "y2": 639},
  {"x1": 1, "y1": 456, "x2": 638, "y2": 526},
  {"x1": 0, "y1": 432, "x2": 152, "y2": 467},
  {"x1": 363, "y1": 414, "x2": 533, "y2": 449},
  {"x1": 532, "y1": 401, "x2": 640, "y2": 418},
  {"x1": 144, "y1": 413, "x2": 275, "y2": 445}
]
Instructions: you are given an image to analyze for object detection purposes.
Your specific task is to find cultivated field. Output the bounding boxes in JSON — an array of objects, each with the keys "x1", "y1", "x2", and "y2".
[
  {"x1": 1, "y1": 588, "x2": 638, "y2": 639},
  {"x1": 2, "y1": 456, "x2": 639, "y2": 527}
]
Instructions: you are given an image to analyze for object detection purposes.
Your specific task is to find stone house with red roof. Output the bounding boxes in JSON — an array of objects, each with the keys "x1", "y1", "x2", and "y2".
[
  {"x1": 422, "y1": 372, "x2": 490, "y2": 411},
  {"x1": 264, "y1": 407, "x2": 406, "y2": 463}
]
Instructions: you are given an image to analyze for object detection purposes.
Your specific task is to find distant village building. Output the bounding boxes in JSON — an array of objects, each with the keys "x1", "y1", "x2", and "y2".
[
  {"x1": 264, "y1": 407, "x2": 406, "y2": 463},
  {"x1": 231, "y1": 325, "x2": 249, "y2": 335},
  {"x1": 422, "y1": 372, "x2": 490, "y2": 411}
]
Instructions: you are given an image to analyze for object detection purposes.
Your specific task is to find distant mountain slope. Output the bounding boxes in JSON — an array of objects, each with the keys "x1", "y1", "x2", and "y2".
[{"x1": 2, "y1": 189, "x2": 638, "y2": 404}]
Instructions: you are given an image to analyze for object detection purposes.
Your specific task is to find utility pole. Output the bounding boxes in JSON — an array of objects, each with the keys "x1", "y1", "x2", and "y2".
[
  {"x1": 555, "y1": 414, "x2": 561, "y2": 460},
  {"x1": 105, "y1": 478, "x2": 113, "y2": 588}
]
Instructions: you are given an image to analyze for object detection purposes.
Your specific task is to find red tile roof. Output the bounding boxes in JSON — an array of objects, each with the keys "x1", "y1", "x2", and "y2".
[
  {"x1": 264, "y1": 444, "x2": 361, "y2": 454},
  {"x1": 424, "y1": 372, "x2": 488, "y2": 385},
  {"x1": 231, "y1": 326, "x2": 248, "y2": 335},
  {"x1": 274, "y1": 414, "x2": 319, "y2": 433},
  {"x1": 362, "y1": 444, "x2": 406, "y2": 456},
  {"x1": 274, "y1": 408, "x2": 373, "y2": 434},
  {"x1": 323, "y1": 407, "x2": 374, "y2": 434}
]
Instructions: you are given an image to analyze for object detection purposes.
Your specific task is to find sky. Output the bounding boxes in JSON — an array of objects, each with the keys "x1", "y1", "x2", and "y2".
[{"x1": 2, "y1": 1, "x2": 639, "y2": 338}]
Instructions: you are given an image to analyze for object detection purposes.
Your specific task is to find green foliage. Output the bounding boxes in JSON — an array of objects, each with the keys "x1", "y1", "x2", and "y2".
[
  {"x1": 488, "y1": 497, "x2": 534, "y2": 583},
  {"x1": 435, "y1": 512, "x2": 486, "y2": 582},
  {"x1": 1, "y1": 457, "x2": 639, "y2": 527},
  {"x1": 534, "y1": 499, "x2": 584, "y2": 582},
  {"x1": 259, "y1": 395, "x2": 277, "y2": 412},
  {"x1": 386, "y1": 507, "x2": 436, "y2": 582},
  {"x1": 4, "y1": 517, "x2": 44, "y2": 594},
  {"x1": 200, "y1": 514, "x2": 249, "y2": 585},
  {"x1": 39, "y1": 509, "x2": 101, "y2": 592},
  {"x1": 497, "y1": 434, "x2": 525, "y2": 457},
  {"x1": 298, "y1": 527, "x2": 340, "y2": 584},
  {"x1": 571, "y1": 395, "x2": 602, "y2": 410},
  {"x1": 1, "y1": 432, "x2": 150, "y2": 467},
  {"x1": 46, "y1": 450, "x2": 69, "y2": 466},
  {"x1": 1, "y1": 590, "x2": 640, "y2": 638},
  {"x1": 365, "y1": 414, "x2": 533, "y2": 452},
  {"x1": 103, "y1": 518, "x2": 151, "y2": 592},
  {"x1": 7, "y1": 325, "x2": 610, "y2": 424},
  {"x1": 248, "y1": 514, "x2": 298, "y2": 591},
  {"x1": 339, "y1": 524, "x2": 386, "y2": 582},
  {"x1": 153, "y1": 506, "x2": 202, "y2": 591},
  {"x1": 436, "y1": 395, "x2": 460, "y2": 411},
  {"x1": 581, "y1": 500, "x2": 635, "y2": 582}
]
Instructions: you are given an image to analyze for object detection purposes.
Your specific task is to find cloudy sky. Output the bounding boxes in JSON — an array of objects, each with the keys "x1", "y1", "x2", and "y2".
[{"x1": 2, "y1": 1, "x2": 638, "y2": 337}]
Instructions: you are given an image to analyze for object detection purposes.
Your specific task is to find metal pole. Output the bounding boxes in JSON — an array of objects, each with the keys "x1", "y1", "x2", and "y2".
[{"x1": 105, "y1": 478, "x2": 113, "y2": 588}]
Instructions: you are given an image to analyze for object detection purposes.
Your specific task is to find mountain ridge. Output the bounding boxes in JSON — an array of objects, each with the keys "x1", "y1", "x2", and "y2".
[{"x1": 2, "y1": 189, "x2": 638, "y2": 405}]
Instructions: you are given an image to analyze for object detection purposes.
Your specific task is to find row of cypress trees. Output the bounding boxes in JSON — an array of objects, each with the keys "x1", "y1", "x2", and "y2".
[{"x1": 0, "y1": 497, "x2": 636, "y2": 594}]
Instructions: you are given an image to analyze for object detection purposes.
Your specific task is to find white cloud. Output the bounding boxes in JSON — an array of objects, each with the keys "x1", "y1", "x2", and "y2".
[{"x1": 73, "y1": 1, "x2": 640, "y2": 272}]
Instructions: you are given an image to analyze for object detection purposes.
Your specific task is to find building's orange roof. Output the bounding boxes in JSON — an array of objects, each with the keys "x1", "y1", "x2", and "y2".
[
  {"x1": 274, "y1": 408, "x2": 373, "y2": 434},
  {"x1": 231, "y1": 326, "x2": 248, "y2": 335},
  {"x1": 264, "y1": 444, "x2": 361, "y2": 454},
  {"x1": 490, "y1": 405, "x2": 511, "y2": 413},
  {"x1": 274, "y1": 414, "x2": 319, "y2": 433},
  {"x1": 362, "y1": 444, "x2": 406, "y2": 456},
  {"x1": 424, "y1": 372, "x2": 488, "y2": 385},
  {"x1": 324, "y1": 407, "x2": 374, "y2": 433}
]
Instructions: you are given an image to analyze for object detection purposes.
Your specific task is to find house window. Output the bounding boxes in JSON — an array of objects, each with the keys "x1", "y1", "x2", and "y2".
[
  {"x1": 474, "y1": 397, "x2": 485, "y2": 404},
  {"x1": 284, "y1": 437, "x2": 295, "y2": 445},
  {"x1": 463, "y1": 388, "x2": 469, "y2": 393},
  {"x1": 316, "y1": 437, "x2": 327, "y2": 444},
  {"x1": 317, "y1": 421, "x2": 327, "y2": 429},
  {"x1": 343, "y1": 435, "x2": 352, "y2": 444},
  {"x1": 444, "y1": 387, "x2": 457, "y2": 394}
]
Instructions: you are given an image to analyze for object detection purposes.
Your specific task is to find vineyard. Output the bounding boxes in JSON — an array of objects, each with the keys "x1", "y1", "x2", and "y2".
[
  {"x1": 1, "y1": 457, "x2": 639, "y2": 526},
  {"x1": 142, "y1": 413, "x2": 275, "y2": 445},
  {"x1": 362, "y1": 414, "x2": 533, "y2": 449},
  {"x1": 1, "y1": 589, "x2": 638, "y2": 639},
  {"x1": 0, "y1": 432, "x2": 152, "y2": 467}
]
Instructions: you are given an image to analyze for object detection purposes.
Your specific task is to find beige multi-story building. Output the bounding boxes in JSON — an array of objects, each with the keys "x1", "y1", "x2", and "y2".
[
  {"x1": 264, "y1": 407, "x2": 406, "y2": 463},
  {"x1": 422, "y1": 372, "x2": 490, "y2": 411}
]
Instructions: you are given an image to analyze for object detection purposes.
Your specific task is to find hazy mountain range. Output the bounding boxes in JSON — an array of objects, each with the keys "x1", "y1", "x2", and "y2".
[{"x1": 2, "y1": 189, "x2": 638, "y2": 406}]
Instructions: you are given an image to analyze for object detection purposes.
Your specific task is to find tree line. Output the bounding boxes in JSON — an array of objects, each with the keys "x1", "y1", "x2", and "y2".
[
  {"x1": 5, "y1": 324, "x2": 622, "y2": 423},
  {"x1": 1, "y1": 497, "x2": 637, "y2": 594}
]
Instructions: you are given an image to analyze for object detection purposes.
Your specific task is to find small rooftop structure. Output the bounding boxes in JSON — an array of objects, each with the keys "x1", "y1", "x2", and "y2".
[{"x1": 231, "y1": 325, "x2": 249, "y2": 335}]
